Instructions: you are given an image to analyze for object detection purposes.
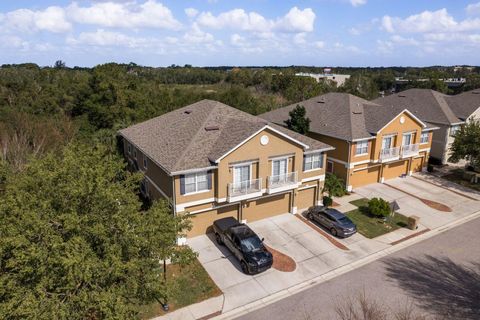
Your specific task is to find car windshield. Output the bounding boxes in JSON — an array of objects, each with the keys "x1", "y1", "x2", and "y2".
[
  {"x1": 240, "y1": 236, "x2": 263, "y2": 252},
  {"x1": 337, "y1": 216, "x2": 352, "y2": 224}
]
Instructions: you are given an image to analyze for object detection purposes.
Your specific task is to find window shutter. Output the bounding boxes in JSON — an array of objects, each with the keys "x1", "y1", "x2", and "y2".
[
  {"x1": 207, "y1": 170, "x2": 212, "y2": 190},
  {"x1": 180, "y1": 175, "x2": 186, "y2": 195},
  {"x1": 303, "y1": 155, "x2": 306, "y2": 171},
  {"x1": 319, "y1": 153, "x2": 324, "y2": 168}
]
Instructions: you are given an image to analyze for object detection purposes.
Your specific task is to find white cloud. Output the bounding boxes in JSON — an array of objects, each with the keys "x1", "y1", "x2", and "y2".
[
  {"x1": 293, "y1": 32, "x2": 307, "y2": 44},
  {"x1": 185, "y1": 8, "x2": 199, "y2": 18},
  {"x1": 197, "y1": 7, "x2": 315, "y2": 34},
  {"x1": 381, "y1": 8, "x2": 480, "y2": 34},
  {"x1": 183, "y1": 23, "x2": 215, "y2": 44},
  {"x1": 67, "y1": 0, "x2": 181, "y2": 30},
  {"x1": 230, "y1": 33, "x2": 245, "y2": 46},
  {"x1": 67, "y1": 29, "x2": 149, "y2": 47},
  {"x1": 350, "y1": 0, "x2": 367, "y2": 7},
  {"x1": 1, "y1": 6, "x2": 71, "y2": 33},
  {"x1": 467, "y1": 2, "x2": 480, "y2": 16},
  {"x1": 314, "y1": 41, "x2": 325, "y2": 49}
]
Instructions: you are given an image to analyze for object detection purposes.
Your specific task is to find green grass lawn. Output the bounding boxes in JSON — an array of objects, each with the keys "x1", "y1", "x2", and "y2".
[
  {"x1": 347, "y1": 198, "x2": 409, "y2": 239},
  {"x1": 443, "y1": 168, "x2": 480, "y2": 192},
  {"x1": 138, "y1": 258, "x2": 222, "y2": 319}
]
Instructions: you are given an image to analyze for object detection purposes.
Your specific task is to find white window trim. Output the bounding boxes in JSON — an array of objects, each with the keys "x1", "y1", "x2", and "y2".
[
  {"x1": 382, "y1": 136, "x2": 394, "y2": 149},
  {"x1": 271, "y1": 157, "x2": 289, "y2": 176},
  {"x1": 233, "y1": 163, "x2": 252, "y2": 184},
  {"x1": 402, "y1": 132, "x2": 415, "y2": 146},
  {"x1": 183, "y1": 171, "x2": 210, "y2": 195},
  {"x1": 355, "y1": 141, "x2": 369, "y2": 157},
  {"x1": 420, "y1": 132, "x2": 429, "y2": 144},
  {"x1": 303, "y1": 152, "x2": 322, "y2": 172}
]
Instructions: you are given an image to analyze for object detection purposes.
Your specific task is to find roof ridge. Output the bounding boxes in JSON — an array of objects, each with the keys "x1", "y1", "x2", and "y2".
[
  {"x1": 430, "y1": 90, "x2": 460, "y2": 124},
  {"x1": 171, "y1": 102, "x2": 221, "y2": 171}
]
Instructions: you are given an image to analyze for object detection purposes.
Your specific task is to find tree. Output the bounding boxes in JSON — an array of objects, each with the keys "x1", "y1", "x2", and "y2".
[
  {"x1": 448, "y1": 119, "x2": 480, "y2": 168},
  {"x1": 323, "y1": 173, "x2": 346, "y2": 198},
  {"x1": 368, "y1": 197, "x2": 391, "y2": 218},
  {"x1": 54, "y1": 60, "x2": 66, "y2": 69},
  {"x1": 0, "y1": 143, "x2": 194, "y2": 319},
  {"x1": 284, "y1": 104, "x2": 311, "y2": 135}
]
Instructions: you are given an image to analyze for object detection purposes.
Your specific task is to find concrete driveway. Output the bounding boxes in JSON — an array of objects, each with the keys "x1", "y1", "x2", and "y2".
[
  {"x1": 355, "y1": 176, "x2": 480, "y2": 230},
  {"x1": 188, "y1": 214, "x2": 388, "y2": 313}
]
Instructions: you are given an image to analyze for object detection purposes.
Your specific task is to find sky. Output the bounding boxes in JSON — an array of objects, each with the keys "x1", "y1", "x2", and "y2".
[{"x1": 1, "y1": 0, "x2": 480, "y2": 67}]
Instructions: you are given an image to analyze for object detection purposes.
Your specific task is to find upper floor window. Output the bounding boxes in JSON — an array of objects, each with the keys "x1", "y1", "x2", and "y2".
[
  {"x1": 355, "y1": 141, "x2": 369, "y2": 155},
  {"x1": 183, "y1": 171, "x2": 209, "y2": 194},
  {"x1": 272, "y1": 158, "x2": 288, "y2": 177},
  {"x1": 450, "y1": 125, "x2": 461, "y2": 137},
  {"x1": 402, "y1": 132, "x2": 415, "y2": 146},
  {"x1": 133, "y1": 148, "x2": 137, "y2": 159},
  {"x1": 304, "y1": 153, "x2": 322, "y2": 171},
  {"x1": 127, "y1": 143, "x2": 131, "y2": 154},
  {"x1": 143, "y1": 157, "x2": 148, "y2": 170},
  {"x1": 382, "y1": 136, "x2": 394, "y2": 150},
  {"x1": 420, "y1": 132, "x2": 429, "y2": 144}
]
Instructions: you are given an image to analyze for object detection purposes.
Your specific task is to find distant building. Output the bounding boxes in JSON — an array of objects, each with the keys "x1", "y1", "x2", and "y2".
[
  {"x1": 295, "y1": 69, "x2": 351, "y2": 87},
  {"x1": 394, "y1": 77, "x2": 466, "y2": 91}
]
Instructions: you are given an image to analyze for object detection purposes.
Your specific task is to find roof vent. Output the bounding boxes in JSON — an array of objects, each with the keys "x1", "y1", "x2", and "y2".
[
  {"x1": 472, "y1": 91, "x2": 480, "y2": 95},
  {"x1": 184, "y1": 110, "x2": 192, "y2": 114},
  {"x1": 205, "y1": 125, "x2": 220, "y2": 131},
  {"x1": 398, "y1": 94, "x2": 406, "y2": 98},
  {"x1": 317, "y1": 99, "x2": 325, "y2": 103}
]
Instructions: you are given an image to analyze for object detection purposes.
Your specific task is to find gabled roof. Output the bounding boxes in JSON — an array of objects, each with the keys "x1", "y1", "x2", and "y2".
[
  {"x1": 444, "y1": 89, "x2": 480, "y2": 121},
  {"x1": 118, "y1": 100, "x2": 332, "y2": 174},
  {"x1": 260, "y1": 92, "x2": 427, "y2": 141},
  {"x1": 373, "y1": 89, "x2": 462, "y2": 125}
]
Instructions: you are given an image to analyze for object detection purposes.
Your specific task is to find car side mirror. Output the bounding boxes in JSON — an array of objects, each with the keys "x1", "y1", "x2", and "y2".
[{"x1": 261, "y1": 237, "x2": 265, "y2": 242}]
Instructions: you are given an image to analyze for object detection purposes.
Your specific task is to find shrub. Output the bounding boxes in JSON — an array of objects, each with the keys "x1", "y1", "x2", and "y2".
[
  {"x1": 323, "y1": 195, "x2": 333, "y2": 207},
  {"x1": 427, "y1": 164, "x2": 434, "y2": 173},
  {"x1": 323, "y1": 173, "x2": 346, "y2": 197},
  {"x1": 368, "y1": 198, "x2": 391, "y2": 218}
]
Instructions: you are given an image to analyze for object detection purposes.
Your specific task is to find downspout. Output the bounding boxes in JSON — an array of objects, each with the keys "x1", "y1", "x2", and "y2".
[
  {"x1": 346, "y1": 141, "x2": 352, "y2": 192},
  {"x1": 172, "y1": 175, "x2": 177, "y2": 217}
]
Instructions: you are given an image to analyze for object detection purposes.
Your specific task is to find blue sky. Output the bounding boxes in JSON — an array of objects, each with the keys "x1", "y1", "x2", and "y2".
[{"x1": 1, "y1": 0, "x2": 480, "y2": 67}]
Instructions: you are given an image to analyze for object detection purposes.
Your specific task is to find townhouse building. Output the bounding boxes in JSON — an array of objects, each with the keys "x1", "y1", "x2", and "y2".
[{"x1": 118, "y1": 100, "x2": 333, "y2": 239}]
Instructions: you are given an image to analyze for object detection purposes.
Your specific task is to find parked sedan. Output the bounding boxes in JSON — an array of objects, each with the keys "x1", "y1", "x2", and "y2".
[{"x1": 305, "y1": 206, "x2": 357, "y2": 238}]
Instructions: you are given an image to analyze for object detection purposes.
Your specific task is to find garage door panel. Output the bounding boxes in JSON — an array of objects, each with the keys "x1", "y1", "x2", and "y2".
[
  {"x1": 411, "y1": 157, "x2": 424, "y2": 172},
  {"x1": 297, "y1": 187, "x2": 316, "y2": 211},
  {"x1": 350, "y1": 166, "x2": 380, "y2": 188},
  {"x1": 187, "y1": 205, "x2": 238, "y2": 237},
  {"x1": 384, "y1": 160, "x2": 408, "y2": 180},
  {"x1": 243, "y1": 193, "x2": 290, "y2": 222}
]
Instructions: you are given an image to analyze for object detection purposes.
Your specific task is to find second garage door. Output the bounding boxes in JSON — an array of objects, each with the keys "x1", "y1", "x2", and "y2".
[
  {"x1": 383, "y1": 160, "x2": 408, "y2": 180},
  {"x1": 297, "y1": 187, "x2": 316, "y2": 211},
  {"x1": 242, "y1": 193, "x2": 291, "y2": 222},
  {"x1": 411, "y1": 157, "x2": 424, "y2": 173},
  {"x1": 350, "y1": 166, "x2": 381, "y2": 188},
  {"x1": 187, "y1": 204, "x2": 239, "y2": 237}
]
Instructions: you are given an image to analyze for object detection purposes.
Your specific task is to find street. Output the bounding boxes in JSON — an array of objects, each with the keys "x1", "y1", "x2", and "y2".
[{"x1": 236, "y1": 216, "x2": 480, "y2": 320}]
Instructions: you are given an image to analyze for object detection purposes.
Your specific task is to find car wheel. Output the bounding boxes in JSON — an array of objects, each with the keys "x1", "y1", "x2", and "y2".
[
  {"x1": 307, "y1": 212, "x2": 313, "y2": 220},
  {"x1": 241, "y1": 261, "x2": 249, "y2": 274},
  {"x1": 215, "y1": 233, "x2": 223, "y2": 245},
  {"x1": 331, "y1": 228, "x2": 338, "y2": 237}
]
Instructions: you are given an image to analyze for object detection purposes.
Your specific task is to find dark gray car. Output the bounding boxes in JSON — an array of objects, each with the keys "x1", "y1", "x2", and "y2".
[{"x1": 305, "y1": 206, "x2": 357, "y2": 237}]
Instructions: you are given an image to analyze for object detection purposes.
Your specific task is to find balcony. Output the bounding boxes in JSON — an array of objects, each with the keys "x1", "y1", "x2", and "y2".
[
  {"x1": 267, "y1": 172, "x2": 299, "y2": 194},
  {"x1": 227, "y1": 178, "x2": 263, "y2": 202},
  {"x1": 401, "y1": 143, "x2": 420, "y2": 158},
  {"x1": 379, "y1": 146, "x2": 400, "y2": 163}
]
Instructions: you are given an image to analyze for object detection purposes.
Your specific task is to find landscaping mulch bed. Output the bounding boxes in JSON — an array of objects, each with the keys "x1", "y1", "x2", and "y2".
[
  {"x1": 384, "y1": 183, "x2": 452, "y2": 212},
  {"x1": 295, "y1": 215, "x2": 350, "y2": 251},
  {"x1": 264, "y1": 244, "x2": 296, "y2": 272}
]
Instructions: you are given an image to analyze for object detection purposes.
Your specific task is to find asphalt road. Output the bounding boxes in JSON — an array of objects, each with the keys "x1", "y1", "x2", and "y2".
[{"x1": 236, "y1": 216, "x2": 480, "y2": 320}]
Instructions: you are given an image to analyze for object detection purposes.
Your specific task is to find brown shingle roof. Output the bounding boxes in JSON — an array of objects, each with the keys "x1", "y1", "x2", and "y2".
[
  {"x1": 260, "y1": 93, "x2": 416, "y2": 141},
  {"x1": 119, "y1": 100, "x2": 332, "y2": 174},
  {"x1": 445, "y1": 89, "x2": 480, "y2": 121},
  {"x1": 373, "y1": 89, "x2": 462, "y2": 125}
]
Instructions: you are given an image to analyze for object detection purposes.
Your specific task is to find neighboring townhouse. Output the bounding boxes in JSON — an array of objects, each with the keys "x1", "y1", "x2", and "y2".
[
  {"x1": 118, "y1": 100, "x2": 333, "y2": 239},
  {"x1": 373, "y1": 89, "x2": 475, "y2": 165},
  {"x1": 261, "y1": 93, "x2": 437, "y2": 191}
]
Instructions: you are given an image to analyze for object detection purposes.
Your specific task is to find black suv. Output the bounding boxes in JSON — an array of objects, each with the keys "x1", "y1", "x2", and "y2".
[
  {"x1": 213, "y1": 217, "x2": 273, "y2": 274},
  {"x1": 305, "y1": 206, "x2": 357, "y2": 238}
]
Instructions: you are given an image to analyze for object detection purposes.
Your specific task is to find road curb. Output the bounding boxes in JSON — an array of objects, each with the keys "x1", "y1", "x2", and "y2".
[{"x1": 213, "y1": 210, "x2": 480, "y2": 320}]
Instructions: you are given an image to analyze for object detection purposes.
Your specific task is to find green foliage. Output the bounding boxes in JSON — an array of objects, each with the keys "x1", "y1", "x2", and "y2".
[
  {"x1": 323, "y1": 173, "x2": 346, "y2": 198},
  {"x1": 0, "y1": 143, "x2": 194, "y2": 320},
  {"x1": 368, "y1": 197, "x2": 391, "y2": 218},
  {"x1": 448, "y1": 119, "x2": 480, "y2": 168},
  {"x1": 284, "y1": 105, "x2": 311, "y2": 135},
  {"x1": 323, "y1": 195, "x2": 333, "y2": 207}
]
